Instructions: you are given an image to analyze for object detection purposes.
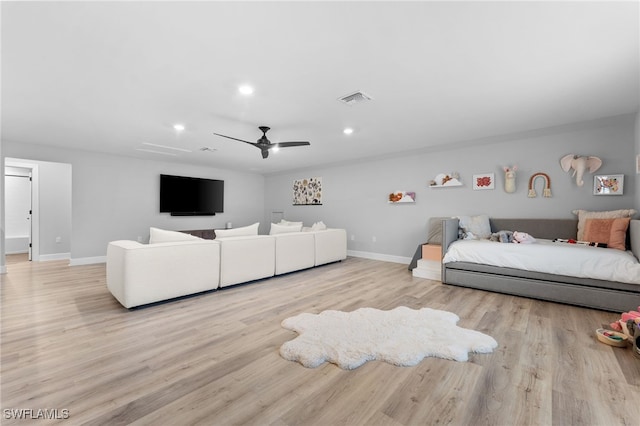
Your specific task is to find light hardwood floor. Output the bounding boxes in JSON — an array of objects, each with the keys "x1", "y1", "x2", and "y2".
[{"x1": 1, "y1": 254, "x2": 639, "y2": 425}]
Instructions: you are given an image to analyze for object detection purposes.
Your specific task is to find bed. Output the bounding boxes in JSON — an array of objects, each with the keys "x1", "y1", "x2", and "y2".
[{"x1": 441, "y1": 217, "x2": 640, "y2": 312}]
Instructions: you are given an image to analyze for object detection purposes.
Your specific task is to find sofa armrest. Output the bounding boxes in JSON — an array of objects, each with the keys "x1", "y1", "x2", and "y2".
[
  {"x1": 441, "y1": 218, "x2": 459, "y2": 256},
  {"x1": 441, "y1": 218, "x2": 459, "y2": 283}
]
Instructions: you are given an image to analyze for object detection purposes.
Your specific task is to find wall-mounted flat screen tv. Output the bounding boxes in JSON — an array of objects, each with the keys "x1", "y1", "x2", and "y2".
[{"x1": 160, "y1": 174, "x2": 224, "y2": 216}]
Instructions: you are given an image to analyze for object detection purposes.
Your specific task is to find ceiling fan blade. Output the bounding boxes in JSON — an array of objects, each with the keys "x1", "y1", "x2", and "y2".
[
  {"x1": 214, "y1": 127, "x2": 310, "y2": 159},
  {"x1": 213, "y1": 133, "x2": 259, "y2": 147},
  {"x1": 273, "y1": 141, "x2": 311, "y2": 148}
]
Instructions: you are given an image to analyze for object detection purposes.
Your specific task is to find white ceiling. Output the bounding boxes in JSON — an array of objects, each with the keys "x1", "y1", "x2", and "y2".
[{"x1": 2, "y1": 1, "x2": 638, "y2": 174}]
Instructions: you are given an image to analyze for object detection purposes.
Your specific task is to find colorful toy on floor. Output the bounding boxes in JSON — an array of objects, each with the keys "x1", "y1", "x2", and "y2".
[
  {"x1": 596, "y1": 328, "x2": 629, "y2": 347},
  {"x1": 609, "y1": 308, "x2": 640, "y2": 338}
]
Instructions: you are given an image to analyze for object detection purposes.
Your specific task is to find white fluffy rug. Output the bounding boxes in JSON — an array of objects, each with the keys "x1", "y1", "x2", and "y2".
[{"x1": 280, "y1": 306, "x2": 498, "y2": 369}]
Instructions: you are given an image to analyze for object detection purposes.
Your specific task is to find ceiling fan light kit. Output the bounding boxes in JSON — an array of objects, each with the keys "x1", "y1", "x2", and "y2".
[{"x1": 214, "y1": 126, "x2": 311, "y2": 159}]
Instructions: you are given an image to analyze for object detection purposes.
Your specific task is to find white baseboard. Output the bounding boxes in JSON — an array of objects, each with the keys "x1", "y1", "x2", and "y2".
[
  {"x1": 5, "y1": 250, "x2": 29, "y2": 255},
  {"x1": 39, "y1": 252, "x2": 71, "y2": 262},
  {"x1": 347, "y1": 250, "x2": 411, "y2": 265},
  {"x1": 0, "y1": 265, "x2": 6, "y2": 274},
  {"x1": 69, "y1": 256, "x2": 106, "y2": 266}
]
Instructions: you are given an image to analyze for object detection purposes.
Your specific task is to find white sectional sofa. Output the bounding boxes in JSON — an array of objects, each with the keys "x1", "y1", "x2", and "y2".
[{"x1": 106, "y1": 228, "x2": 347, "y2": 308}]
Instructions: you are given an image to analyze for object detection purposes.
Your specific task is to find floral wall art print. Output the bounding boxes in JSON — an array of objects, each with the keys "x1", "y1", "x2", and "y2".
[
  {"x1": 293, "y1": 177, "x2": 322, "y2": 205},
  {"x1": 593, "y1": 174, "x2": 624, "y2": 195},
  {"x1": 473, "y1": 173, "x2": 495, "y2": 190}
]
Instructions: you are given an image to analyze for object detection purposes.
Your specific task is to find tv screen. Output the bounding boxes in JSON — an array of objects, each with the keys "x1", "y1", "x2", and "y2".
[{"x1": 160, "y1": 174, "x2": 224, "y2": 216}]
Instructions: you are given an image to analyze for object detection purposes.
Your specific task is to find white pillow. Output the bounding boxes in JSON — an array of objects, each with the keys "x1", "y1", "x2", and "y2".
[
  {"x1": 149, "y1": 227, "x2": 202, "y2": 244},
  {"x1": 215, "y1": 222, "x2": 259, "y2": 238},
  {"x1": 573, "y1": 209, "x2": 637, "y2": 240},
  {"x1": 279, "y1": 219, "x2": 304, "y2": 227},
  {"x1": 457, "y1": 215, "x2": 491, "y2": 240},
  {"x1": 311, "y1": 221, "x2": 327, "y2": 231},
  {"x1": 270, "y1": 222, "x2": 303, "y2": 235}
]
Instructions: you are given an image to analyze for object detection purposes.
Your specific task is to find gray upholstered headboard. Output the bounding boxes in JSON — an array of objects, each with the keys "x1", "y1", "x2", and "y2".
[{"x1": 489, "y1": 218, "x2": 578, "y2": 240}]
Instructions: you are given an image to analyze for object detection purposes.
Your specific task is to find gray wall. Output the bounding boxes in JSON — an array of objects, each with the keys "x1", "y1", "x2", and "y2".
[
  {"x1": 0, "y1": 113, "x2": 637, "y2": 268},
  {"x1": 2, "y1": 142, "x2": 265, "y2": 263},
  {"x1": 264, "y1": 114, "x2": 638, "y2": 261}
]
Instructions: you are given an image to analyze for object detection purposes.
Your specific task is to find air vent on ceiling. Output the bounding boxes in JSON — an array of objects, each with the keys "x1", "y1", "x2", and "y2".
[{"x1": 338, "y1": 90, "x2": 373, "y2": 105}]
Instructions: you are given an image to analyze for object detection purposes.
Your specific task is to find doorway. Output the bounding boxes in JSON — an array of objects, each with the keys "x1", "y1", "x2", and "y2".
[
  {"x1": 4, "y1": 166, "x2": 33, "y2": 260},
  {"x1": 3, "y1": 157, "x2": 72, "y2": 267}
]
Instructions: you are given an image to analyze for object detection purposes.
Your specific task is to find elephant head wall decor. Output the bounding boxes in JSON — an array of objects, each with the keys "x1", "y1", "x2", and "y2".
[{"x1": 560, "y1": 154, "x2": 602, "y2": 187}]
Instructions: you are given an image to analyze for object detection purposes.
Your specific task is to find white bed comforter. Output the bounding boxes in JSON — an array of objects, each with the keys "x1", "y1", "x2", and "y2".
[{"x1": 442, "y1": 239, "x2": 640, "y2": 285}]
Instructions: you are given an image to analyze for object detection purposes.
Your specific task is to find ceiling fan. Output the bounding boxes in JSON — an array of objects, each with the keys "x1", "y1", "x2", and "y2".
[{"x1": 214, "y1": 126, "x2": 310, "y2": 159}]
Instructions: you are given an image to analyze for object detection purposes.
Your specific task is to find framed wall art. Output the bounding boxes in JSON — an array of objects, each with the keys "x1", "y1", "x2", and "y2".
[
  {"x1": 472, "y1": 173, "x2": 495, "y2": 190},
  {"x1": 593, "y1": 174, "x2": 624, "y2": 196},
  {"x1": 293, "y1": 177, "x2": 322, "y2": 205}
]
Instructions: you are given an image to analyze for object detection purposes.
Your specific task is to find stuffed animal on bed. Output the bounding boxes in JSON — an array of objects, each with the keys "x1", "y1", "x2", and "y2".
[
  {"x1": 490, "y1": 230, "x2": 514, "y2": 243},
  {"x1": 513, "y1": 231, "x2": 536, "y2": 244}
]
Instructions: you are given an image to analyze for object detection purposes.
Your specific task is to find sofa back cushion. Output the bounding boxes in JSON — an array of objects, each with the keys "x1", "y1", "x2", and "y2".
[
  {"x1": 215, "y1": 222, "x2": 259, "y2": 238},
  {"x1": 149, "y1": 227, "x2": 202, "y2": 244},
  {"x1": 270, "y1": 222, "x2": 303, "y2": 235}
]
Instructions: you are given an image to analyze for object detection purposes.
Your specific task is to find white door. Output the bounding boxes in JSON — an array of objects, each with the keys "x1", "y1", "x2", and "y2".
[{"x1": 5, "y1": 172, "x2": 32, "y2": 259}]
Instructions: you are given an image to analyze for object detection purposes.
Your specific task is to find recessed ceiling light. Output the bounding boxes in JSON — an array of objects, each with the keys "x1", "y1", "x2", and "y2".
[
  {"x1": 173, "y1": 124, "x2": 185, "y2": 132},
  {"x1": 238, "y1": 85, "x2": 254, "y2": 95},
  {"x1": 343, "y1": 128, "x2": 354, "y2": 135}
]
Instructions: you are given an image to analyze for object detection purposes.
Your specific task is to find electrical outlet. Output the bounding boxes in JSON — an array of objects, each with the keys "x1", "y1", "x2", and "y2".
[
  {"x1": 350, "y1": 235, "x2": 355, "y2": 241},
  {"x1": 55, "y1": 236, "x2": 61, "y2": 244},
  {"x1": 372, "y1": 236, "x2": 377, "y2": 243}
]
